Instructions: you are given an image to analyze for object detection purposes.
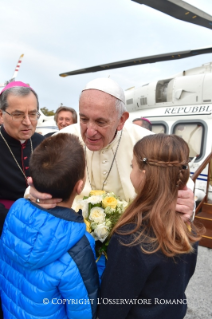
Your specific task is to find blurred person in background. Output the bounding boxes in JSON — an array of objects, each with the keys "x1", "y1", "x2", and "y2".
[
  {"x1": 44, "y1": 106, "x2": 77, "y2": 138},
  {"x1": 133, "y1": 117, "x2": 152, "y2": 131}
]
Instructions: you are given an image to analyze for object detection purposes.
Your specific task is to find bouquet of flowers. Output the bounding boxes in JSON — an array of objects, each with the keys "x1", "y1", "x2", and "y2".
[{"x1": 73, "y1": 190, "x2": 128, "y2": 257}]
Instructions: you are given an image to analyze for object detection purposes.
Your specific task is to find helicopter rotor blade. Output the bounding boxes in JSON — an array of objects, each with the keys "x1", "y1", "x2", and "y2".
[
  {"x1": 132, "y1": 0, "x2": 212, "y2": 30},
  {"x1": 10, "y1": 54, "x2": 24, "y2": 82},
  {"x1": 59, "y1": 46, "x2": 212, "y2": 77}
]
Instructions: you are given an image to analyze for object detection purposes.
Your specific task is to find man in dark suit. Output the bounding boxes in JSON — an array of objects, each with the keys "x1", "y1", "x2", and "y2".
[{"x1": 0, "y1": 81, "x2": 44, "y2": 235}]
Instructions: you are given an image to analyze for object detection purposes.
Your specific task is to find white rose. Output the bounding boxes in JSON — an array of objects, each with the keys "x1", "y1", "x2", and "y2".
[
  {"x1": 89, "y1": 207, "x2": 106, "y2": 224},
  {"x1": 94, "y1": 224, "x2": 109, "y2": 243},
  {"x1": 88, "y1": 195, "x2": 103, "y2": 205},
  {"x1": 116, "y1": 199, "x2": 128, "y2": 213},
  {"x1": 72, "y1": 203, "x2": 82, "y2": 213},
  {"x1": 73, "y1": 199, "x2": 89, "y2": 218},
  {"x1": 72, "y1": 199, "x2": 83, "y2": 213}
]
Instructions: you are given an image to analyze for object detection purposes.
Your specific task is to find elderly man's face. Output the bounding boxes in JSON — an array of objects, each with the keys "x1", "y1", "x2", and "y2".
[
  {"x1": 79, "y1": 90, "x2": 128, "y2": 151},
  {"x1": 0, "y1": 92, "x2": 38, "y2": 140},
  {"x1": 57, "y1": 110, "x2": 74, "y2": 130}
]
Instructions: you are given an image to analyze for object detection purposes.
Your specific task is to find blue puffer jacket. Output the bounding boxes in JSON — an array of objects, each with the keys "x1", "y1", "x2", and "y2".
[{"x1": 0, "y1": 199, "x2": 99, "y2": 319}]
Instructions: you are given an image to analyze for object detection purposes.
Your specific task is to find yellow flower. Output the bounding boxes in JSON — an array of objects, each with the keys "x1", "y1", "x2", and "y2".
[
  {"x1": 102, "y1": 196, "x2": 117, "y2": 209},
  {"x1": 84, "y1": 219, "x2": 91, "y2": 233},
  {"x1": 89, "y1": 190, "x2": 106, "y2": 196}
]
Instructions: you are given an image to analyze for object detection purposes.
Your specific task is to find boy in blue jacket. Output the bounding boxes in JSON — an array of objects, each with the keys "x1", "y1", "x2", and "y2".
[{"x1": 0, "y1": 133, "x2": 99, "y2": 319}]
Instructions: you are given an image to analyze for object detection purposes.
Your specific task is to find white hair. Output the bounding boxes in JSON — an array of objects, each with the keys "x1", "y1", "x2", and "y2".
[{"x1": 115, "y1": 98, "x2": 127, "y2": 118}]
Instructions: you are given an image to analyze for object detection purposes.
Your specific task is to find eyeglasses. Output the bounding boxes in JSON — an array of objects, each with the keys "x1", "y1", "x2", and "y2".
[{"x1": 3, "y1": 110, "x2": 41, "y2": 121}]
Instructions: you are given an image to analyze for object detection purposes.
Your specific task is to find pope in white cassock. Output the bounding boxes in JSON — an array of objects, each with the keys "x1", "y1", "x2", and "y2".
[
  {"x1": 60, "y1": 78, "x2": 153, "y2": 202},
  {"x1": 28, "y1": 77, "x2": 194, "y2": 219}
]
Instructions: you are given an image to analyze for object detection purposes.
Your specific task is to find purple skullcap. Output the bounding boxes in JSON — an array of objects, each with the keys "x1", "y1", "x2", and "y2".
[
  {"x1": 141, "y1": 117, "x2": 152, "y2": 125},
  {"x1": 0, "y1": 81, "x2": 34, "y2": 95}
]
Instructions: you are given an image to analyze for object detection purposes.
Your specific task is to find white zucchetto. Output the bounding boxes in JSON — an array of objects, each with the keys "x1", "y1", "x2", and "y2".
[{"x1": 82, "y1": 78, "x2": 125, "y2": 104}]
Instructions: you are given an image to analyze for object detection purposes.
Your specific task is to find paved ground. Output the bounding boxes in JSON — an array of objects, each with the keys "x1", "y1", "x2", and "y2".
[{"x1": 185, "y1": 246, "x2": 212, "y2": 319}]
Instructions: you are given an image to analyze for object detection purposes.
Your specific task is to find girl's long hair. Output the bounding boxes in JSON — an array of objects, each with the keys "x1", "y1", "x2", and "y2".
[{"x1": 113, "y1": 134, "x2": 203, "y2": 257}]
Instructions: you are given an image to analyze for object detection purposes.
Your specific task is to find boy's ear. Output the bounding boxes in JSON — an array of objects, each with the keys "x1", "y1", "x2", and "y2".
[{"x1": 75, "y1": 179, "x2": 85, "y2": 195}]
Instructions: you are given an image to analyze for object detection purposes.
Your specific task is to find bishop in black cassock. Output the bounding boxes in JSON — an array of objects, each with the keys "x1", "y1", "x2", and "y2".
[{"x1": 0, "y1": 124, "x2": 43, "y2": 235}]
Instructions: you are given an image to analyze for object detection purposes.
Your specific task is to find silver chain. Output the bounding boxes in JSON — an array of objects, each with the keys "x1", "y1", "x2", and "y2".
[
  {"x1": 0, "y1": 131, "x2": 33, "y2": 181},
  {"x1": 86, "y1": 130, "x2": 123, "y2": 190}
]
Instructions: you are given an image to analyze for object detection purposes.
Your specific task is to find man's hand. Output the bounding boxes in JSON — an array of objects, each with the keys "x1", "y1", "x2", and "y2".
[
  {"x1": 177, "y1": 186, "x2": 195, "y2": 222},
  {"x1": 27, "y1": 177, "x2": 62, "y2": 209}
]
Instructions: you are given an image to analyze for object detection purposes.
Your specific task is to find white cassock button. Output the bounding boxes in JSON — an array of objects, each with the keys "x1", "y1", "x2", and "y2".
[
  {"x1": 102, "y1": 160, "x2": 107, "y2": 164},
  {"x1": 103, "y1": 171, "x2": 107, "y2": 175}
]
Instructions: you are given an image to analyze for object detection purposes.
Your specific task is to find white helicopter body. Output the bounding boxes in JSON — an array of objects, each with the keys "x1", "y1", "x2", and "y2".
[{"x1": 127, "y1": 62, "x2": 212, "y2": 199}]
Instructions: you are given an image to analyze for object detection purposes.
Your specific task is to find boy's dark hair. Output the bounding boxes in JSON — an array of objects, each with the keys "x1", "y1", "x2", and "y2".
[{"x1": 30, "y1": 133, "x2": 85, "y2": 201}]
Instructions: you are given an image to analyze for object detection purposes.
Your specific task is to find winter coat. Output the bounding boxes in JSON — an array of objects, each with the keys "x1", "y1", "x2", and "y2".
[{"x1": 0, "y1": 199, "x2": 99, "y2": 319}]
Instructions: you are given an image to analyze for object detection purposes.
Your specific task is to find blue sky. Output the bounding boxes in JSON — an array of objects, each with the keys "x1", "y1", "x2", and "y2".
[{"x1": 1, "y1": 0, "x2": 212, "y2": 112}]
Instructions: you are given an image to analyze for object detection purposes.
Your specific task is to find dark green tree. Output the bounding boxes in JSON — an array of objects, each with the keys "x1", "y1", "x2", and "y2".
[{"x1": 40, "y1": 107, "x2": 55, "y2": 116}]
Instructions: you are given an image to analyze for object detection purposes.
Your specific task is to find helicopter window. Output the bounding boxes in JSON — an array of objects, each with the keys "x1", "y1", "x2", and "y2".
[
  {"x1": 151, "y1": 124, "x2": 166, "y2": 134},
  {"x1": 140, "y1": 97, "x2": 147, "y2": 105},
  {"x1": 156, "y1": 79, "x2": 173, "y2": 103},
  {"x1": 173, "y1": 123, "x2": 204, "y2": 159},
  {"x1": 126, "y1": 99, "x2": 133, "y2": 105}
]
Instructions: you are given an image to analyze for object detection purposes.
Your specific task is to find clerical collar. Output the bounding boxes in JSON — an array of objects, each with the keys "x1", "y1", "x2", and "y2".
[{"x1": 1, "y1": 125, "x2": 27, "y2": 145}]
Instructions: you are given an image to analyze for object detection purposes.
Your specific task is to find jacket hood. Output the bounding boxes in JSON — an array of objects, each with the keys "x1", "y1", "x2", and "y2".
[{"x1": 1, "y1": 198, "x2": 86, "y2": 269}]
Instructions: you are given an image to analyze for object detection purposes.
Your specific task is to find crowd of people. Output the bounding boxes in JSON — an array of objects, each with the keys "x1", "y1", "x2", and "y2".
[{"x1": 0, "y1": 78, "x2": 201, "y2": 319}]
